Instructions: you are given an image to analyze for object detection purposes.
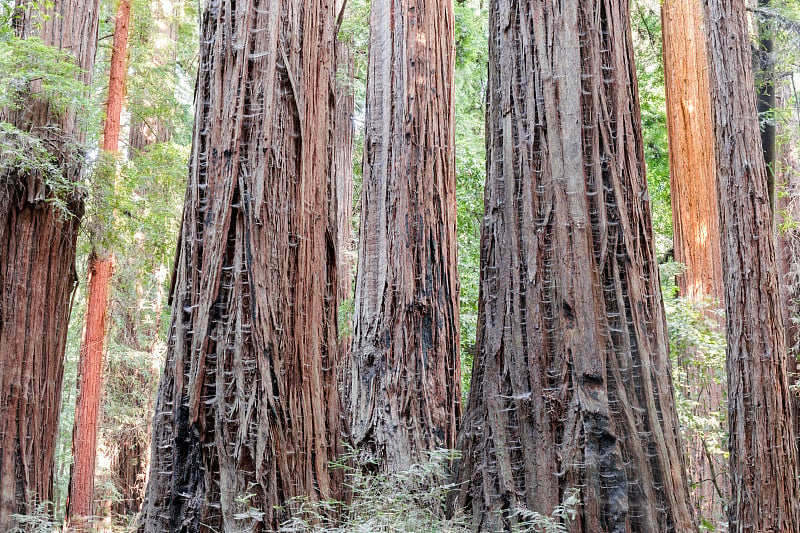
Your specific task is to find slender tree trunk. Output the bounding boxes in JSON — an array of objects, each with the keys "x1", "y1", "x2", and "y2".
[
  {"x1": 67, "y1": 254, "x2": 114, "y2": 527},
  {"x1": 348, "y1": 0, "x2": 461, "y2": 472},
  {"x1": 703, "y1": 0, "x2": 800, "y2": 530},
  {"x1": 334, "y1": 25, "x2": 355, "y2": 362},
  {"x1": 0, "y1": 1, "x2": 100, "y2": 529},
  {"x1": 139, "y1": 1, "x2": 343, "y2": 530},
  {"x1": 66, "y1": 1, "x2": 130, "y2": 526},
  {"x1": 452, "y1": 1, "x2": 695, "y2": 530},
  {"x1": 661, "y1": 0, "x2": 727, "y2": 522}
]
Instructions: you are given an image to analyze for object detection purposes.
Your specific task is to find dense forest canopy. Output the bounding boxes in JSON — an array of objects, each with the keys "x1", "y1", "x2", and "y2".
[{"x1": 1, "y1": 0, "x2": 800, "y2": 531}]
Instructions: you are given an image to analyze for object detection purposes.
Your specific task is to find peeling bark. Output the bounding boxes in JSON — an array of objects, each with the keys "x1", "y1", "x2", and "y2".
[
  {"x1": 452, "y1": 1, "x2": 695, "y2": 531},
  {"x1": 0, "y1": 1, "x2": 100, "y2": 529},
  {"x1": 703, "y1": 0, "x2": 800, "y2": 530},
  {"x1": 348, "y1": 0, "x2": 461, "y2": 472},
  {"x1": 139, "y1": 1, "x2": 343, "y2": 531}
]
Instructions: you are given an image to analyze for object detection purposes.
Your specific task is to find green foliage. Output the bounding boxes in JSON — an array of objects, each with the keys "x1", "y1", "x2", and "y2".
[
  {"x1": 510, "y1": 489, "x2": 580, "y2": 533},
  {"x1": 9, "y1": 499, "x2": 61, "y2": 533},
  {"x1": 276, "y1": 449, "x2": 577, "y2": 533},
  {"x1": 454, "y1": 0, "x2": 488, "y2": 400},
  {"x1": 631, "y1": 0, "x2": 672, "y2": 249},
  {"x1": 0, "y1": 4, "x2": 94, "y2": 217}
]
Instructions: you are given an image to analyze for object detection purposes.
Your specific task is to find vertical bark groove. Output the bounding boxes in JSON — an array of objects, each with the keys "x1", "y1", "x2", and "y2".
[{"x1": 452, "y1": 1, "x2": 695, "y2": 531}]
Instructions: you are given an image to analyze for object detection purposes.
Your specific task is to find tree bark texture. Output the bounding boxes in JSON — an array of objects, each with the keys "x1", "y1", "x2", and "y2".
[
  {"x1": 452, "y1": 1, "x2": 695, "y2": 531},
  {"x1": 67, "y1": 1, "x2": 130, "y2": 526},
  {"x1": 661, "y1": 0, "x2": 727, "y2": 522},
  {"x1": 703, "y1": 0, "x2": 800, "y2": 530},
  {"x1": 138, "y1": 1, "x2": 343, "y2": 531},
  {"x1": 0, "y1": 0, "x2": 100, "y2": 529},
  {"x1": 348, "y1": 0, "x2": 461, "y2": 471}
]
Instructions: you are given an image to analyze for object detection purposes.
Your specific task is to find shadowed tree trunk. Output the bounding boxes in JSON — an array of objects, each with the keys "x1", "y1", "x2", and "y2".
[
  {"x1": 661, "y1": 0, "x2": 727, "y2": 521},
  {"x1": 756, "y1": 0, "x2": 777, "y2": 220},
  {"x1": 452, "y1": 1, "x2": 695, "y2": 531},
  {"x1": 348, "y1": 0, "x2": 461, "y2": 472},
  {"x1": 703, "y1": 0, "x2": 800, "y2": 530},
  {"x1": 67, "y1": 1, "x2": 130, "y2": 527},
  {"x1": 0, "y1": 1, "x2": 100, "y2": 529},
  {"x1": 138, "y1": 0, "x2": 343, "y2": 531},
  {"x1": 334, "y1": 21, "x2": 355, "y2": 366}
]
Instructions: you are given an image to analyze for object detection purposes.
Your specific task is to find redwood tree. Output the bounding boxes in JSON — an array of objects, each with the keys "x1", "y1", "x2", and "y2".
[
  {"x1": 347, "y1": 0, "x2": 461, "y2": 472},
  {"x1": 0, "y1": 0, "x2": 100, "y2": 528},
  {"x1": 452, "y1": 0, "x2": 695, "y2": 530},
  {"x1": 67, "y1": 0, "x2": 131, "y2": 526},
  {"x1": 138, "y1": 0, "x2": 343, "y2": 530},
  {"x1": 661, "y1": 0, "x2": 726, "y2": 520},
  {"x1": 703, "y1": 0, "x2": 800, "y2": 529}
]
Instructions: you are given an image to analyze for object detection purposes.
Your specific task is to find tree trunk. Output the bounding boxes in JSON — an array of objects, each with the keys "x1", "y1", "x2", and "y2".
[
  {"x1": 67, "y1": 254, "x2": 114, "y2": 528},
  {"x1": 452, "y1": 1, "x2": 695, "y2": 531},
  {"x1": 67, "y1": 1, "x2": 130, "y2": 527},
  {"x1": 138, "y1": 1, "x2": 343, "y2": 530},
  {"x1": 334, "y1": 27, "x2": 355, "y2": 363},
  {"x1": 661, "y1": 0, "x2": 727, "y2": 522},
  {"x1": 0, "y1": 1, "x2": 100, "y2": 529},
  {"x1": 348, "y1": 0, "x2": 461, "y2": 472},
  {"x1": 703, "y1": 0, "x2": 800, "y2": 530}
]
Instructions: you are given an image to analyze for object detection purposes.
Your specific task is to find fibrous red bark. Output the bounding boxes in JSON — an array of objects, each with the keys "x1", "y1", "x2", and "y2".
[
  {"x1": 348, "y1": 0, "x2": 461, "y2": 472},
  {"x1": 452, "y1": 1, "x2": 695, "y2": 530},
  {"x1": 139, "y1": 1, "x2": 343, "y2": 530},
  {"x1": 0, "y1": 1, "x2": 100, "y2": 529},
  {"x1": 703, "y1": 0, "x2": 800, "y2": 530}
]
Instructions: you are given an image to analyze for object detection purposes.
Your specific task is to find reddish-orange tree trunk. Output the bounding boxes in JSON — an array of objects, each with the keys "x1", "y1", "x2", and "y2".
[
  {"x1": 0, "y1": 1, "x2": 100, "y2": 529},
  {"x1": 703, "y1": 0, "x2": 800, "y2": 530},
  {"x1": 67, "y1": 0, "x2": 130, "y2": 526},
  {"x1": 67, "y1": 255, "x2": 114, "y2": 526},
  {"x1": 348, "y1": 0, "x2": 461, "y2": 472},
  {"x1": 661, "y1": 0, "x2": 727, "y2": 521},
  {"x1": 139, "y1": 1, "x2": 343, "y2": 530},
  {"x1": 452, "y1": 0, "x2": 695, "y2": 530}
]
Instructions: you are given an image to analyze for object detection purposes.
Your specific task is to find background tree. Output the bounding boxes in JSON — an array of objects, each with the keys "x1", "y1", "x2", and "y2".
[
  {"x1": 703, "y1": 0, "x2": 800, "y2": 530},
  {"x1": 452, "y1": 0, "x2": 695, "y2": 530},
  {"x1": 67, "y1": 0, "x2": 131, "y2": 527},
  {"x1": 138, "y1": 0, "x2": 344, "y2": 530},
  {"x1": 0, "y1": 0, "x2": 101, "y2": 528},
  {"x1": 661, "y1": 0, "x2": 727, "y2": 521},
  {"x1": 348, "y1": 0, "x2": 461, "y2": 471}
]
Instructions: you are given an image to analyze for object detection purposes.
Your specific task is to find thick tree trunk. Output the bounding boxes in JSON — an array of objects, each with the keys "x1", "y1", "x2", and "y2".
[
  {"x1": 67, "y1": 1, "x2": 130, "y2": 527},
  {"x1": 0, "y1": 1, "x2": 100, "y2": 529},
  {"x1": 452, "y1": 1, "x2": 695, "y2": 531},
  {"x1": 348, "y1": 0, "x2": 461, "y2": 472},
  {"x1": 703, "y1": 0, "x2": 800, "y2": 530},
  {"x1": 138, "y1": 1, "x2": 343, "y2": 531},
  {"x1": 661, "y1": 0, "x2": 727, "y2": 522}
]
